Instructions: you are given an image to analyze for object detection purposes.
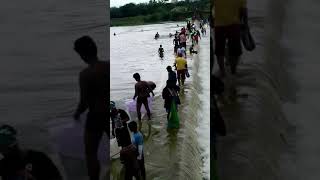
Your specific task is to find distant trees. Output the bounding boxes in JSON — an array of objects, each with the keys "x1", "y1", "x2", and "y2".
[
  {"x1": 111, "y1": 0, "x2": 209, "y2": 18},
  {"x1": 110, "y1": 0, "x2": 210, "y2": 25}
]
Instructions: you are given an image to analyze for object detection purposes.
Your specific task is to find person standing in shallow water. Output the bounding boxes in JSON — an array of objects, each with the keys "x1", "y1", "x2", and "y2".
[
  {"x1": 174, "y1": 53, "x2": 188, "y2": 86},
  {"x1": 128, "y1": 121, "x2": 146, "y2": 180},
  {"x1": 166, "y1": 66, "x2": 177, "y2": 84},
  {"x1": 73, "y1": 35, "x2": 108, "y2": 180},
  {"x1": 162, "y1": 80, "x2": 181, "y2": 120},
  {"x1": 133, "y1": 73, "x2": 154, "y2": 121},
  {"x1": 119, "y1": 129, "x2": 141, "y2": 180},
  {"x1": 214, "y1": 0, "x2": 248, "y2": 77}
]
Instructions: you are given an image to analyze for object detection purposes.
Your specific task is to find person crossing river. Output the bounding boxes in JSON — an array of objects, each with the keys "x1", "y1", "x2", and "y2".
[
  {"x1": 133, "y1": 73, "x2": 155, "y2": 121},
  {"x1": 174, "y1": 53, "x2": 188, "y2": 86}
]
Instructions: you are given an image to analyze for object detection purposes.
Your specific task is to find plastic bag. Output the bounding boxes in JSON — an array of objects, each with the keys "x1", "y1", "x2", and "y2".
[
  {"x1": 241, "y1": 24, "x2": 256, "y2": 51},
  {"x1": 185, "y1": 69, "x2": 190, "y2": 78},
  {"x1": 51, "y1": 120, "x2": 108, "y2": 163},
  {"x1": 125, "y1": 97, "x2": 153, "y2": 113},
  {"x1": 168, "y1": 101, "x2": 179, "y2": 129}
]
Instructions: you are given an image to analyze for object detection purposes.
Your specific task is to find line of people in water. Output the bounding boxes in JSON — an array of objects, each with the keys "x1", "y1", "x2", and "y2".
[{"x1": 109, "y1": 19, "x2": 208, "y2": 179}]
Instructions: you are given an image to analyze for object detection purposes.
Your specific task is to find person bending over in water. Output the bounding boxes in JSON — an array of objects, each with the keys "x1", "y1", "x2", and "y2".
[
  {"x1": 0, "y1": 125, "x2": 63, "y2": 180},
  {"x1": 110, "y1": 101, "x2": 130, "y2": 140},
  {"x1": 128, "y1": 121, "x2": 146, "y2": 180},
  {"x1": 147, "y1": 81, "x2": 156, "y2": 91},
  {"x1": 158, "y1": 45, "x2": 164, "y2": 58},
  {"x1": 133, "y1": 73, "x2": 154, "y2": 121},
  {"x1": 73, "y1": 35, "x2": 108, "y2": 180}
]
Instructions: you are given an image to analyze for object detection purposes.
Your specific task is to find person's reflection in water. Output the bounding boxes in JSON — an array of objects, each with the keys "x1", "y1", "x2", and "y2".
[{"x1": 166, "y1": 128, "x2": 179, "y2": 159}]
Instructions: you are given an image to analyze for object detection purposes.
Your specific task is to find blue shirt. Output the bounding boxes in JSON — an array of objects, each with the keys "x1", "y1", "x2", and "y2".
[{"x1": 132, "y1": 132, "x2": 143, "y2": 148}]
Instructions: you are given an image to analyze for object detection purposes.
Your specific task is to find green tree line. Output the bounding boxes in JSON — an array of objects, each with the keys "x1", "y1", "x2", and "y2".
[{"x1": 111, "y1": 0, "x2": 210, "y2": 26}]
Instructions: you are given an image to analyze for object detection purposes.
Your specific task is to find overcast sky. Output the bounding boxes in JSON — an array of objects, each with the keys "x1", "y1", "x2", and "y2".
[{"x1": 110, "y1": 0, "x2": 150, "y2": 8}]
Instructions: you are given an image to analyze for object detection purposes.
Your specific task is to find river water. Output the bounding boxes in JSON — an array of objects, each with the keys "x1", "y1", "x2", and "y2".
[
  {"x1": 214, "y1": 0, "x2": 320, "y2": 179},
  {"x1": 0, "y1": 0, "x2": 108, "y2": 179},
  {"x1": 110, "y1": 22, "x2": 210, "y2": 179}
]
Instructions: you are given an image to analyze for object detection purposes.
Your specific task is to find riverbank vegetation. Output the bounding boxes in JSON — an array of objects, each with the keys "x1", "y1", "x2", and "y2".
[{"x1": 111, "y1": 0, "x2": 210, "y2": 26}]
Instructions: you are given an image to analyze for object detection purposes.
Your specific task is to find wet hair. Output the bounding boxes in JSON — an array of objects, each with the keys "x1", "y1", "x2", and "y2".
[
  {"x1": 133, "y1": 73, "x2": 140, "y2": 80},
  {"x1": 74, "y1": 36, "x2": 97, "y2": 58},
  {"x1": 128, "y1": 121, "x2": 138, "y2": 132}
]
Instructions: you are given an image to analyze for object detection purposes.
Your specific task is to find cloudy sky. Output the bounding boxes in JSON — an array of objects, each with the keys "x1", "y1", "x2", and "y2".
[{"x1": 110, "y1": 0, "x2": 150, "y2": 8}]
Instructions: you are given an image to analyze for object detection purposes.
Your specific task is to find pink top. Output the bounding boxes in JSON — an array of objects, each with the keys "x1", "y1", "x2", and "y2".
[{"x1": 179, "y1": 34, "x2": 187, "y2": 43}]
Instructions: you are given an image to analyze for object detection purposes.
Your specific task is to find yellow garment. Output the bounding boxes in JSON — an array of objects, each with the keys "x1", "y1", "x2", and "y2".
[
  {"x1": 175, "y1": 57, "x2": 187, "y2": 70},
  {"x1": 213, "y1": 0, "x2": 247, "y2": 27}
]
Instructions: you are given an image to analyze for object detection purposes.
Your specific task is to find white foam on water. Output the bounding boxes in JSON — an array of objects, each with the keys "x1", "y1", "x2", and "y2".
[{"x1": 195, "y1": 30, "x2": 211, "y2": 179}]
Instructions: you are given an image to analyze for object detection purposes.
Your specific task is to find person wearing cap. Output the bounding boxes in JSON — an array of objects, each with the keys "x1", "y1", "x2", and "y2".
[
  {"x1": 110, "y1": 101, "x2": 130, "y2": 137},
  {"x1": 73, "y1": 35, "x2": 108, "y2": 180},
  {"x1": 0, "y1": 125, "x2": 62, "y2": 180},
  {"x1": 132, "y1": 73, "x2": 154, "y2": 121},
  {"x1": 166, "y1": 66, "x2": 177, "y2": 84},
  {"x1": 110, "y1": 101, "x2": 131, "y2": 147}
]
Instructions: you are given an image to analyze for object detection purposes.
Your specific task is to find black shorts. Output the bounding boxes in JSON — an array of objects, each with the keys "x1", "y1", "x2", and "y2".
[
  {"x1": 214, "y1": 24, "x2": 242, "y2": 57},
  {"x1": 177, "y1": 69, "x2": 186, "y2": 80},
  {"x1": 137, "y1": 96, "x2": 149, "y2": 107}
]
